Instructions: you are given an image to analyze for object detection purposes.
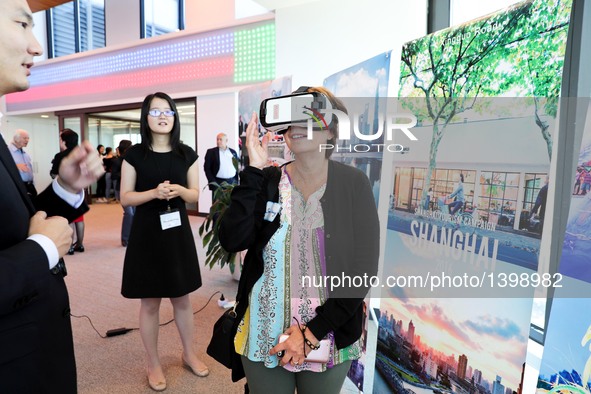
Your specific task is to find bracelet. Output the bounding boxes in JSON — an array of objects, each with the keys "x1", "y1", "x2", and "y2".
[
  {"x1": 300, "y1": 326, "x2": 320, "y2": 350},
  {"x1": 293, "y1": 317, "x2": 321, "y2": 353},
  {"x1": 304, "y1": 337, "x2": 320, "y2": 351}
]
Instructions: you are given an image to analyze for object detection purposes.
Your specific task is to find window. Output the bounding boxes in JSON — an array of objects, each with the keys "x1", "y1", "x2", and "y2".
[
  {"x1": 478, "y1": 171, "x2": 520, "y2": 227},
  {"x1": 48, "y1": 0, "x2": 105, "y2": 58},
  {"x1": 521, "y1": 173, "x2": 547, "y2": 233},
  {"x1": 142, "y1": 0, "x2": 184, "y2": 39},
  {"x1": 79, "y1": 0, "x2": 106, "y2": 52},
  {"x1": 394, "y1": 167, "x2": 475, "y2": 212}
]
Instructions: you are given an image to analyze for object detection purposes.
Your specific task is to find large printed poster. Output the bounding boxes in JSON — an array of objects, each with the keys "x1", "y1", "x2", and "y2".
[
  {"x1": 374, "y1": 0, "x2": 572, "y2": 393},
  {"x1": 322, "y1": 52, "x2": 392, "y2": 392},
  {"x1": 536, "y1": 103, "x2": 591, "y2": 393},
  {"x1": 558, "y1": 106, "x2": 591, "y2": 284},
  {"x1": 324, "y1": 51, "x2": 391, "y2": 207}
]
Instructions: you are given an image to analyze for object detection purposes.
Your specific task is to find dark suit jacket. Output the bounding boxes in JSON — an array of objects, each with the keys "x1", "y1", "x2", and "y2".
[
  {"x1": 204, "y1": 147, "x2": 239, "y2": 190},
  {"x1": 0, "y1": 138, "x2": 87, "y2": 393}
]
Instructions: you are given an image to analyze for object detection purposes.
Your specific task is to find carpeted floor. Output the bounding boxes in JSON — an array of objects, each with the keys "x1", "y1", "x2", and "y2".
[{"x1": 64, "y1": 202, "x2": 246, "y2": 393}]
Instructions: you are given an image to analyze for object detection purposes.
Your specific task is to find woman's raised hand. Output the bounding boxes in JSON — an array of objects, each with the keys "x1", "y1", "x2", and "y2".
[{"x1": 246, "y1": 112, "x2": 273, "y2": 169}]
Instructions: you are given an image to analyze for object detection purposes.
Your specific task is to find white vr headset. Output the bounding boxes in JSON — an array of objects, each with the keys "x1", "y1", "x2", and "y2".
[{"x1": 259, "y1": 86, "x2": 335, "y2": 134}]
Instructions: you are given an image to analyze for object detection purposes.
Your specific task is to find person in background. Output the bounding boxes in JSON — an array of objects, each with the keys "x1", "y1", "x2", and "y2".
[
  {"x1": 9, "y1": 128, "x2": 37, "y2": 197},
  {"x1": 51, "y1": 129, "x2": 86, "y2": 255},
  {"x1": 120, "y1": 92, "x2": 208, "y2": 391},
  {"x1": 111, "y1": 139, "x2": 134, "y2": 246},
  {"x1": 531, "y1": 175, "x2": 549, "y2": 231},
  {"x1": 96, "y1": 144, "x2": 107, "y2": 202},
  {"x1": 103, "y1": 146, "x2": 115, "y2": 201},
  {"x1": 573, "y1": 167, "x2": 584, "y2": 195},
  {"x1": 447, "y1": 173, "x2": 465, "y2": 216},
  {"x1": 204, "y1": 132, "x2": 239, "y2": 201},
  {"x1": 424, "y1": 187, "x2": 433, "y2": 211},
  {"x1": 581, "y1": 169, "x2": 591, "y2": 196},
  {"x1": 0, "y1": 1, "x2": 104, "y2": 391},
  {"x1": 219, "y1": 87, "x2": 380, "y2": 393}
]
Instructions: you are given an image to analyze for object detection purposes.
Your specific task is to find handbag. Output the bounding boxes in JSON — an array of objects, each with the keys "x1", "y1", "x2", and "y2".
[{"x1": 206, "y1": 304, "x2": 237, "y2": 369}]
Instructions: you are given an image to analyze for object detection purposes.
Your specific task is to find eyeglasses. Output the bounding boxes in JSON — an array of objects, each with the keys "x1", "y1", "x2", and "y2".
[{"x1": 148, "y1": 109, "x2": 175, "y2": 117}]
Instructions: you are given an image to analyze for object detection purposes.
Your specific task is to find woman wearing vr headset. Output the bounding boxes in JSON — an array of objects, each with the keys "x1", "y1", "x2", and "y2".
[{"x1": 219, "y1": 87, "x2": 380, "y2": 393}]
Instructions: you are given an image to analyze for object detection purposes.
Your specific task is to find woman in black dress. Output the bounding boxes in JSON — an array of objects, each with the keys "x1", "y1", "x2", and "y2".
[
  {"x1": 51, "y1": 129, "x2": 86, "y2": 254},
  {"x1": 95, "y1": 144, "x2": 107, "y2": 202},
  {"x1": 120, "y1": 92, "x2": 208, "y2": 391}
]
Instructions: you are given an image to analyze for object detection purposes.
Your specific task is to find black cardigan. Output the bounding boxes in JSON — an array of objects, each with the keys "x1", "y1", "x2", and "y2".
[{"x1": 218, "y1": 160, "x2": 380, "y2": 381}]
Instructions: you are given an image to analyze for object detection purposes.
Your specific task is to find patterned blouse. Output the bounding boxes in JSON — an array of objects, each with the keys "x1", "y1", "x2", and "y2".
[{"x1": 234, "y1": 167, "x2": 361, "y2": 372}]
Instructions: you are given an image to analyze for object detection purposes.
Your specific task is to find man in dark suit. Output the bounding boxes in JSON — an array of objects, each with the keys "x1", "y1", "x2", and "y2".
[
  {"x1": 0, "y1": 1, "x2": 105, "y2": 392},
  {"x1": 204, "y1": 132, "x2": 239, "y2": 200}
]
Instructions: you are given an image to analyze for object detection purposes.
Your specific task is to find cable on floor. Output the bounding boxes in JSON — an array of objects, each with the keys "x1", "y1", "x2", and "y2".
[{"x1": 70, "y1": 290, "x2": 222, "y2": 338}]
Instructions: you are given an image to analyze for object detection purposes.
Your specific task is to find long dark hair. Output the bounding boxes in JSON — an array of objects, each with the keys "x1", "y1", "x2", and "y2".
[{"x1": 139, "y1": 92, "x2": 182, "y2": 154}]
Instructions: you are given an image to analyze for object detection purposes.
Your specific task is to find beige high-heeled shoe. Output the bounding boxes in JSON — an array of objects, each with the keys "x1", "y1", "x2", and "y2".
[
  {"x1": 146, "y1": 367, "x2": 167, "y2": 391},
  {"x1": 182, "y1": 355, "x2": 209, "y2": 377}
]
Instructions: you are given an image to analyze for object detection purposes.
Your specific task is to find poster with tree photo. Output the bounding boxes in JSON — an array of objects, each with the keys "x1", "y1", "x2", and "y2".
[{"x1": 374, "y1": 0, "x2": 573, "y2": 392}]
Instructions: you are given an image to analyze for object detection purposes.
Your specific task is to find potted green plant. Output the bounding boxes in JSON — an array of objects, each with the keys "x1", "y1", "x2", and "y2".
[{"x1": 198, "y1": 180, "x2": 241, "y2": 275}]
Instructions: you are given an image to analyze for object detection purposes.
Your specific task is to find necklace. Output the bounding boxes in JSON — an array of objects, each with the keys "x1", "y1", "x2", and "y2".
[{"x1": 288, "y1": 164, "x2": 328, "y2": 201}]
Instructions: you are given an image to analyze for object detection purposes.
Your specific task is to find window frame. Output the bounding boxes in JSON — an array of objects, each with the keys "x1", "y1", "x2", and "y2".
[
  {"x1": 140, "y1": 0, "x2": 185, "y2": 39},
  {"x1": 46, "y1": 0, "x2": 105, "y2": 59}
]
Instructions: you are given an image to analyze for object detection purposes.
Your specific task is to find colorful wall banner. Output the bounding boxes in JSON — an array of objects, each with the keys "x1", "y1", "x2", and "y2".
[{"x1": 6, "y1": 20, "x2": 275, "y2": 113}]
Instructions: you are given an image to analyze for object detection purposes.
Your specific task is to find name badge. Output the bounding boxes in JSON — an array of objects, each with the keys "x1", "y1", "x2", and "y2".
[
  {"x1": 160, "y1": 209, "x2": 181, "y2": 230},
  {"x1": 264, "y1": 201, "x2": 281, "y2": 222}
]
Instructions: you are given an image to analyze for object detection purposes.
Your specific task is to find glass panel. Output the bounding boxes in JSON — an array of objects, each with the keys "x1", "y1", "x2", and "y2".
[
  {"x1": 50, "y1": 0, "x2": 105, "y2": 58},
  {"x1": 435, "y1": 168, "x2": 448, "y2": 180},
  {"x1": 63, "y1": 117, "x2": 81, "y2": 132},
  {"x1": 477, "y1": 198, "x2": 490, "y2": 212},
  {"x1": 506, "y1": 173, "x2": 520, "y2": 187},
  {"x1": 80, "y1": 0, "x2": 105, "y2": 52},
  {"x1": 87, "y1": 118, "x2": 99, "y2": 147},
  {"x1": 52, "y1": 2, "x2": 76, "y2": 57},
  {"x1": 396, "y1": 168, "x2": 412, "y2": 210},
  {"x1": 491, "y1": 172, "x2": 505, "y2": 185},
  {"x1": 463, "y1": 171, "x2": 476, "y2": 184},
  {"x1": 144, "y1": 0, "x2": 181, "y2": 38},
  {"x1": 503, "y1": 186, "x2": 519, "y2": 201}
]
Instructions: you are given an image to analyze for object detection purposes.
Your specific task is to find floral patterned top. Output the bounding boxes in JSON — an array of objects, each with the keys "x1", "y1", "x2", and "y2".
[{"x1": 234, "y1": 167, "x2": 361, "y2": 372}]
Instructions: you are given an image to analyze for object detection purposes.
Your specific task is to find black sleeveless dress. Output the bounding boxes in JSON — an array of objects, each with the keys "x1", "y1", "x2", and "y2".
[{"x1": 121, "y1": 144, "x2": 201, "y2": 298}]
